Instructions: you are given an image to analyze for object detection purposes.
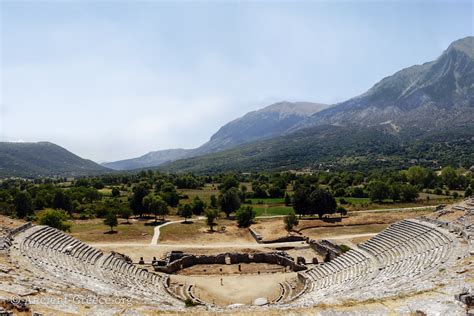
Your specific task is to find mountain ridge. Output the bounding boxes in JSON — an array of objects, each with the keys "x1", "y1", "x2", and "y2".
[
  {"x1": 0, "y1": 142, "x2": 111, "y2": 178},
  {"x1": 102, "y1": 101, "x2": 328, "y2": 170}
]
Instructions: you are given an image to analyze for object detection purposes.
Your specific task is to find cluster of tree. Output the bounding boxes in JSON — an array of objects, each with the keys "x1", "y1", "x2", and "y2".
[
  {"x1": 1, "y1": 165, "x2": 472, "y2": 230},
  {"x1": 292, "y1": 185, "x2": 338, "y2": 218}
]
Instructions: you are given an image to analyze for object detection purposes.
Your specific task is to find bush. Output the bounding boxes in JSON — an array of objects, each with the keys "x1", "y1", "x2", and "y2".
[
  {"x1": 38, "y1": 209, "x2": 71, "y2": 232},
  {"x1": 339, "y1": 244, "x2": 351, "y2": 253},
  {"x1": 236, "y1": 206, "x2": 256, "y2": 228},
  {"x1": 78, "y1": 209, "x2": 94, "y2": 220},
  {"x1": 284, "y1": 211, "x2": 299, "y2": 233},
  {"x1": 185, "y1": 298, "x2": 198, "y2": 307},
  {"x1": 336, "y1": 206, "x2": 347, "y2": 217}
]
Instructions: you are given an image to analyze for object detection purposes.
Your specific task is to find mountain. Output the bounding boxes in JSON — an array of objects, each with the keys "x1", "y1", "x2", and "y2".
[
  {"x1": 103, "y1": 101, "x2": 327, "y2": 170},
  {"x1": 102, "y1": 148, "x2": 190, "y2": 171},
  {"x1": 0, "y1": 142, "x2": 111, "y2": 178},
  {"x1": 302, "y1": 36, "x2": 474, "y2": 129},
  {"x1": 159, "y1": 37, "x2": 474, "y2": 173},
  {"x1": 194, "y1": 101, "x2": 327, "y2": 154},
  {"x1": 159, "y1": 125, "x2": 474, "y2": 174}
]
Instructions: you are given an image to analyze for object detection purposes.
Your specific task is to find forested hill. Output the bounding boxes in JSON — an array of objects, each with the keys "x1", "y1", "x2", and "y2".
[
  {"x1": 0, "y1": 142, "x2": 111, "y2": 178},
  {"x1": 159, "y1": 125, "x2": 474, "y2": 174}
]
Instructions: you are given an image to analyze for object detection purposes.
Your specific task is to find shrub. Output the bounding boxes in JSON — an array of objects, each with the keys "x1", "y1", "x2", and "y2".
[
  {"x1": 38, "y1": 209, "x2": 71, "y2": 232},
  {"x1": 185, "y1": 298, "x2": 198, "y2": 307},
  {"x1": 236, "y1": 206, "x2": 256, "y2": 228},
  {"x1": 339, "y1": 244, "x2": 351, "y2": 253},
  {"x1": 336, "y1": 205, "x2": 347, "y2": 217},
  {"x1": 284, "y1": 211, "x2": 299, "y2": 233}
]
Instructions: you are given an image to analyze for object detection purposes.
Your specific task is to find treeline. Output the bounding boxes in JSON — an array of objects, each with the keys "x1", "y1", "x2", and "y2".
[{"x1": 0, "y1": 166, "x2": 472, "y2": 225}]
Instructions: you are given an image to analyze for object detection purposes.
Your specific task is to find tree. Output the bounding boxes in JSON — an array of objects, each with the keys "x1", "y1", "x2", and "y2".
[
  {"x1": 53, "y1": 190, "x2": 73, "y2": 213},
  {"x1": 160, "y1": 182, "x2": 180, "y2": 207},
  {"x1": 236, "y1": 206, "x2": 256, "y2": 228},
  {"x1": 84, "y1": 188, "x2": 101, "y2": 203},
  {"x1": 104, "y1": 211, "x2": 118, "y2": 232},
  {"x1": 252, "y1": 184, "x2": 268, "y2": 198},
  {"x1": 268, "y1": 185, "x2": 284, "y2": 198},
  {"x1": 218, "y1": 175, "x2": 239, "y2": 192},
  {"x1": 38, "y1": 209, "x2": 71, "y2": 232},
  {"x1": 92, "y1": 180, "x2": 105, "y2": 190},
  {"x1": 14, "y1": 192, "x2": 33, "y2": 218},
  {"x1": 210, "y1": 194, "x2": 218, "y2": 209},
  {"x1": 119, "y1": 207, "x2": 132, "y2": 224},
  {"x1": 292, "y1": 186, "x2": 312, "y2": 216},
  {"x1": 465, "y1": 186, "x2": 473, "y2": 198},
  {"x1": 178, "y1": 203, "x2": 193, "y2": 223},
  {"x1": 219, "y1": 188, "x2": 241, "y2": 218},
  {"x1": 205, "y1": 209, "x2": 219, "y2": 231},
  {"x1": 389, "y1": 183, "x2": 401, "y2": 201},
  {"x1": 441, "y1": 166, "x2": 458, "y2": 189},
  {"x1": 399, "y1": 184, "x2": 419, "y2": 202},
  {"x1": 405, "y1": 166, "x2": 428, "y2": 188},
  {"x1": 309, "y1": 188, "x2": 337, "y2": 218},
  {"x1": 368, "y1": 181, "x2": 390, "y2": 203},
  {"x1": 111, "y1": 187, "x2": 120, "y2": 197},
  {"x1": 130, "y1": 184, "x2": 149, "y2": 217},
  {"x1": 284, "y1": 193, "x2": 291, "y2": 206},
  {"x1": 284, "y1": 211, "x2": 299, "y2": 234},
  {"x1": 143, "y1": 194, "x2": 169, "y2": 222},
  {"x1": 191, "y1": 196, "x2": 206, "y2": 215}
]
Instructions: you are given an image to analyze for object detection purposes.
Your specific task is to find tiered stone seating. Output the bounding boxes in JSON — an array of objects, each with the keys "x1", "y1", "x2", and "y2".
[
  {"x1": 297, "y1": 219, "x2": 456, "y2": 303},
  {"x1": 14, "y1": 225, "x2": 181, "y2": 306},
  {"x1": 275, "y1": 281, "x2": 297, "y2": 303}
]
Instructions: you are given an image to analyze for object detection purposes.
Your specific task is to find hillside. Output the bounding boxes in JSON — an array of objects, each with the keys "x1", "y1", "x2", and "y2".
[
  {"x1": 159, "y1": 125, "x2": 474, "y2": 174},
  {"x1": 194, "y1": 101, "x2": 327, "y2": 154},
  {"x1": 103, "y1": 101, "x2": 327, "y2": 170},
  {"x1": 0, "y1": 142, "x2": 111, "y2": 178},
  {"x1": 102, "y1": 148, "x2": 190, "y2": 171},
  {"x1": 160, "y1": 37, "x2": 474, "y2": 174}
]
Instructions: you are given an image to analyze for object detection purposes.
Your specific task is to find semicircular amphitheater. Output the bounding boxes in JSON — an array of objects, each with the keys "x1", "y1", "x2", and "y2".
[{"x1": 2, "y1": 200, "x2": 473, "y2": 315}]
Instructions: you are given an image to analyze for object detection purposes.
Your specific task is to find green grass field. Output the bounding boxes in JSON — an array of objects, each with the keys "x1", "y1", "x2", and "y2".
[
  {"x1": 252, "y1": 205, "x2": 293, "y2": 216},
  {"x1": 336, "y1": 197, "x2": 371, "y2": 205},
  {"x1": 247, "y1": 198, "x2": 285, "y2": 205}
]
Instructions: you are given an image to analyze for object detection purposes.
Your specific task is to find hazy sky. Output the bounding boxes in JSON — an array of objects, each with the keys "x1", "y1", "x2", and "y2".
[{"x1": 1, "y1": 1, "x2": 472, "y2": 162}]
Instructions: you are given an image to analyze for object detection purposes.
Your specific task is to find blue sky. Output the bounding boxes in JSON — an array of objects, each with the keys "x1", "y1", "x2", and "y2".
[{"x1": 1, "y1": 1, "x2": 472, "y2": 162}]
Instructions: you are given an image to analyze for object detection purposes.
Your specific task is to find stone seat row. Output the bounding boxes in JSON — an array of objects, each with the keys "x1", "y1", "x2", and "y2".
[
  {"x1": 300, "y1": 219, "x2": 454, "y2": 297},
  {"x1": 16, "y1": 226, "x2": 176, "y2": 304}
]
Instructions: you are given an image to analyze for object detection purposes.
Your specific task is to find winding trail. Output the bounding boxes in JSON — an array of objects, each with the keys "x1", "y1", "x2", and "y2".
[
  {"x1": 150, "y1": 216, "x2": 206, "y2": 245},
  {"x1": 150, "y1": 220, "x2": 184, "y2": 245}
]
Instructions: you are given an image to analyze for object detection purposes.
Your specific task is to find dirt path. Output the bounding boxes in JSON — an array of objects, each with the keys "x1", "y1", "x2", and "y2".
[
  {"x1": 92, "y1": 231, "x2": 378, "y2": 248},
  {"x1": 150, "y1": 220, "x2": 184, "y2": 245}
]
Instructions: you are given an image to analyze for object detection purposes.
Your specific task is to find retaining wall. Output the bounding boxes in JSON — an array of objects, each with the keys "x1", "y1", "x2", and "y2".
[{"x1": 154, "y1": 252, "x2": 307, "y2": 274}]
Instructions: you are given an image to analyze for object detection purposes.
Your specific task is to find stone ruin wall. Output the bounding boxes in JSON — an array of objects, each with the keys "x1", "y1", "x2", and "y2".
[
  {"x1": 308, "y1": 239, "x2": 342, "y2": 259},
  {"x1": 154, "y1": 252, "x2": 308, "y2": 274}
]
